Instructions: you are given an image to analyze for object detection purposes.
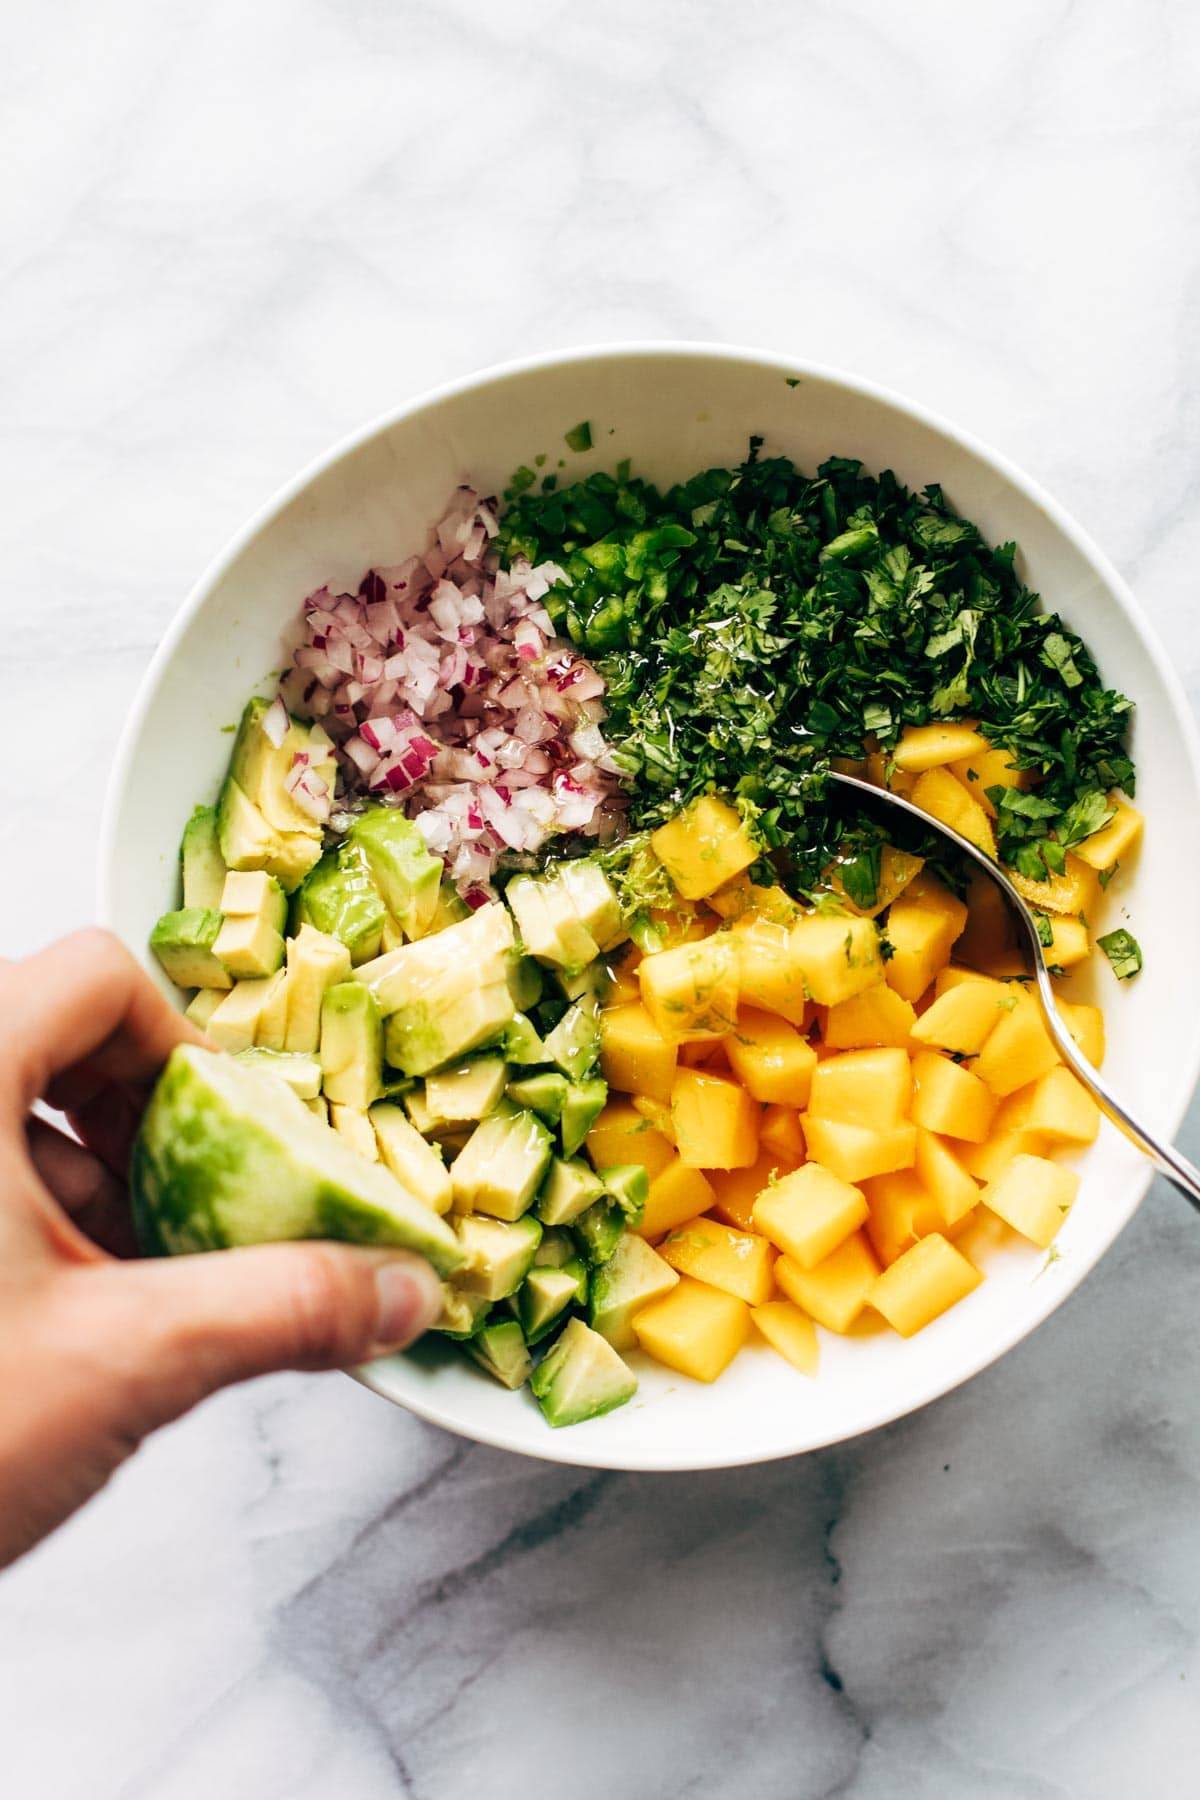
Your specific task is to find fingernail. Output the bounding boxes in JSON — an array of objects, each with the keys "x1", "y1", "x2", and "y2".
[{"x1": 374, "y1": 1258, "x2": 443, "y2": 1347}]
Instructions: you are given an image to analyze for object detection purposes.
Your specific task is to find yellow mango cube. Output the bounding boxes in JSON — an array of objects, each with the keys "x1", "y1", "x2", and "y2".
[
  {"x1": 788, "y1": 912, "x2": 883, "y2": 1007},
  {"x1": 631, "y1": 1093, "x2": 677, "y2": 1140},
  {"x1": 633, "y1": 1275, "x2": 750, "y2": 1381},
  {"x1": 949, "y1": 744, "x2": 1030, "y2": 817},
  {"x1": 1073, "y1": 798, "x2": 1143, "y2": 872},
  {"x1": 954, "y1": 869, "x2": 1021, "y2": 974},
  {"x1": 910, "y1": 980, "x2": 1008, "y2": 1055},
  {"x1": 601, "y1": 944, "x2": 643, "y2": 1005},
  {"x1": 1010, "y1": 854, "x2": 1100, "y2": 921},
  {"x1": 671, "y1": 1068, "x2": 759, "y2": 1170},
  {"x1": 885, "y1": 877, "x2": 968, "y2": 1002},
  {"x1": 982, "y1": 1153, "x2": 1079, "y2": 1247},
  {"x1": 911, "y1": 766, "x2": 998, "y2": 857},
  {"x1": 751, "y1": 1299, "x2": 819, "y2": 1374},
  {"x1": 638, "y1": 936, "x2": 739, "y2": 1044},
  {"x1": 1057, "y1": 998, "x2": 1105, "y2": 1068},
  {"x1": 638, "y1": 1157, "x2": 717, "y2": 1240},
  {"x1": 934, "y1": 964, "x2": 994, "y2": 996},
  {"x1": 801, "y1": 1115, "x2": 917, "y2": 1184},
  {"x1": 914, "y1": 1128, "x2": 981, "y2": 1228},
  {"x1": 971, "y1": 989, "x2": 1058, "y2": 1096},
  {"x1": 599, "y1": 1003, "x2": 678, "y2": 1102},
  {"x1": 775, "y1": 1232, "x2": 880, "y2": 1333},
  {"x1": 869, "y1": 1233, "x2": 981, "y2": 1335},
  {"x1": 725, "y1": 1008, "x2": 817, "y2": 1106},
  {"x1": 753, "y1": 1162, "x2": 869, "y2": 1269},
  {"x1": 866, "y1": 748, "x2": 917, "y2": 796},
  {"x1": 759, "y1": 1104, "x2": 806, "y2": 1165},
  {"x1": 862, "y1": 1169, "x2": 946, "y2": 1267},
  {"x1": 650, "y1": 795, "x2": 758, "y2": 901},
  {"x1": 729, "y1": 917, "x2": 810, "y2": 1025},
  {"x1": 708, "y1": 1148, "x2": 796, "y2": 1231},
  {"x1": 910, "y1": 1050, "x2": 996, "y2": 1143},
  {"x1": 892, "y1": 721, "x2": 990, "y2": 772},
  {"x1": 823, "y1": 982, "x2": 917, "y2": 1049},
  {"x1": 831, "y1": 846, "x2": 924, "y2": 918},
  {"x1": 1040, "y1": 915, "x2": 1089, "y2": 971},
  {"x1": 1024, "y1": 1066, "x2": 1100, "y2": 1145},
  {"x1": 586, "y1": 1101, "x2": 675, "y2": 1181},
  {"x1": 808, "y1": 1047, "x2": 912, "y2": 1127},
  {"x1": 961, "y1": 1128, "x2": 1053, "y2": 1184},
  {"x1": 660, "y1": 1215, "x2": 776, "y2": 1305}
]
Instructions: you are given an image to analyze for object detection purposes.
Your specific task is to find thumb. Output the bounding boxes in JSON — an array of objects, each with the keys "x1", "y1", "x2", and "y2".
[{"x1": 108, "y1": 1242, "x2": 445, "y2": 1427}]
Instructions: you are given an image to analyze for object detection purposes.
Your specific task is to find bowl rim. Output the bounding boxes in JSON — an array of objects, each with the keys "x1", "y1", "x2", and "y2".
[{"x1": 99, "y1": 340, "x2": 1200, "y2": 1472}]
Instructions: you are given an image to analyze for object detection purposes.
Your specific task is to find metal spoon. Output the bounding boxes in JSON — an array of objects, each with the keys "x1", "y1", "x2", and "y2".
[{"x1": 827, "y1": 768, "x2": 1200, "y2": 1210}]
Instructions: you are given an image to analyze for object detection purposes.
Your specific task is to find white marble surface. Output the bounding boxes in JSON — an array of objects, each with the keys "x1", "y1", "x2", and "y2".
[{"x1": 5, "y1": 0, "x2": 1200, "y2": 1792}]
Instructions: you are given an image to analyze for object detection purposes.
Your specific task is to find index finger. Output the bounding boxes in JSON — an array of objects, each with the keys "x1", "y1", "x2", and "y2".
[{"x1": 2, "y1": 928, "x2": 205, "y2": 1111}]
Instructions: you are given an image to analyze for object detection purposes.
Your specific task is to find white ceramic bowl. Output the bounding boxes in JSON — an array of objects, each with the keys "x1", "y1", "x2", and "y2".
[{"x1": 101, "y1": 344, "x2": 1200, "y2": 1471}]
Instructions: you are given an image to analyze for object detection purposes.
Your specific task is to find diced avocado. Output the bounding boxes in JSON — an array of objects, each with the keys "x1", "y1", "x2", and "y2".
[
  {"x1": 256, "y1": 968, "x2": 291, "y2": 1049},
  {"x1": 234, "y1": 1047, "x2": 323, "y2": 1099},
  {"x1": 507, "y1": 873, "x2": 598, "y2": 971},
  {"x1": 181, "y1": 806, "x2": 227, "y2": 910},
  {"x1": 571, "y1": 1199, "x2": 627, "y2": 1266},
  {"x1": 369, "y1": 1101, "x2": 452, "y2": 1215},
  {"x1": 451, "y1": 1103, "x2": 553, "y2": 1220},
  {"x1": 349, "y1": 807, "x2": 442, "y2": 940},
  {"x1": 518, "y1": 1257, "x2": 588, "y2": 1345},
  {"x1": 465, "y1": 1318, "x2": 532, "y2": 1388},
  {"x1": 601, "y1": 1162, "x2": 649, "y2": 1227},
  {"x1": 185, "y1": 987, "x2": 224, "y2": 1029},
  {"x1": 357, "y1": 904, "x2": 516, "y2": 1075},
  {"x1": 456, "y1": 1212, "x2": 543, "y2": 1300},
  {"x1": 384, "y1": 980, "x2": 514, "y2": 1078},
  {"x1": 508, "y1": 954, "x2": 545, "y2": 1012},
  {"x1": 292, "y1": 841, "x2": 387, "y2": 965},
  {"x1": 557, "y1": 859, "x2": 626, "y2": 952},
  {"x1": 528, "y1": 1317, "x2": 637, "y2": 1427},
  {"x1": 543, "y1": 1003, "x2": 600, "y2": 1080},
  {"x1": 319, "y1": 981, "x2": 383, "y2": 1110},
  {"x1": 555, "y1": 961, "x2": 613, "y2": 1010},
  {"x1": 505, "y1": 1070, "x2": 569, "y2": 1124},
  {"x1": 425, "y1": 880, "x2": 470, "y2": 936},
  {"x1": 205, "y1": 972, "x2": 287, "y2": 1052},
  {"x1": 533, "y1": 1226, "x2": 577, "y2": 1268},
  {"x1": 588, "y1": 1233, "x2": 679, "y2": 1350},
  {"x1": 284, "y1": 925, "x2": 352, "y2": 1053},
  {"x1": 537, "y1": 1156, "x2": 605, "y2": 1227},
  {"x1": 425, "y1": 1055, "x2": 510, "y2": 1125},
  {"x1": 216, "y1": 777, "x2": 323, "y2": 894},
  {"x1": 228, "y1": 697, "x2": 336, "y2": 838},
  {"x1": 560, "y1": 1075, "x2": 608, "y2": 1157},
  {"x1": 431, "y1": 1285, "x2": 493, "y2": 1338},
  {"x1": 330, "y1": 1103, "x2": 379, "y2": 1161},
  {"x1": 221, "y1": 870, "x2": 288, "y2": 934},
  {"x1": 130, "y1": 1043, "x2": 464, "y2": 1273},
  {"x1": 305, "y1": 1095, "x2": 329, "y2": 1124},
  {"x1": 151, "y1": 908, "x2": 233, "y2": 991},
  {"x1": 503, "y1": 1012, "x2": 545, "y2": 1064},
  {"x1": 213, "y1": 874, "x2": 288, "y2": 979}
]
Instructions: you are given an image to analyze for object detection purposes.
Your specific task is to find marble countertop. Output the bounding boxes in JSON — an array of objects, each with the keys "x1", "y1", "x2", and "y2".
[{"x1": 6, "y1": 1, "x2": 1200, "y2": 1793}]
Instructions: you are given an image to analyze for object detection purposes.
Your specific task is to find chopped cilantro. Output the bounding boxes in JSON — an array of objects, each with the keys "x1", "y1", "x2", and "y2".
[
  {"x1": 1033, "y1": 912, "x2": 1055, "y2": 948},
  {"x1": 1097, "y1": 928, "x2": 1142, "y2": 980},
  {"x1": 785, "y1": 377, "x2": 802, "y2": 388},
  {"x1": 565, "y1": 421, "x2": 593, "y2": 453}
]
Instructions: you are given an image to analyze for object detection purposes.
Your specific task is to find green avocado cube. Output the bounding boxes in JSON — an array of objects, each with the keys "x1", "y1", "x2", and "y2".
[
  {"x1": 424, "y1": 1055, "x2": 510, "y2": 1125},
  {"x1": 588, "y1": 1234, "x2": 679, "y2": 1351},
  {"x1": 507, "y1": 873, "x2": 598, "y2": 971},
  {"x1": 205, "y1": 971, "x2": 287, "y2": 1053},
  {"x1": 320, "y1": 981, "x2": 383, "y2": 1110},
  {"x1": 150, "y1": 907, "x2": 233, "y2": 991},
  {"x1": 181, "y1": 806, "x2": 227, "y2": 911},
  {"x1": 292, "y1": 841, "x2": 387, "y2": 965},
  {"x1": 537, "y1": 1156, "x2": 605, "y2": 1227},
  {"x1": 507, "y1": 954, "x2": 544, "y2": 1012},
  {"x1": 234, "y1": 1047, "x2": 323, "y2": 1100},
  {"x1": 517, "y1": 1257, "x2": 588, "y2": 1345},
  {"x1": 456, "y1": 1213, "x2": 544, "y2": 1301},
  {"x1": 543, "y1": 1003, "x2": 600, "y2": 1081},
  {"x1": 284, "y1": 926, "x2": 353, "y2": 1053},
  {"x1": 348, "y1": 807, "x2": 442, "y2": 941},
  {"x1": 529, "y1": 1317, "x2": 637, "y2": 1427},
  {"x1": 557, "y1": 859, "x2": 625, "y2": 952},
  {"x1": 465, "y1": 1318, "x2": 532, "y2": 1389},
  {"x1": 184, "y1": 987, "x2": 224, "y2": 1030},
  {"x1": 451, "y1": 1104, "x2": 553, "y2": 1220},
  {"x1": 369, "y1": 1101, "x2": 452, "y2": 1214},
  {"x1": 602, "y1": 1163, "x2": 649, "y2": 1228},
  {"x1": 228, "y1": 697, "x2": 336, "y2": 838},
  {"x1": 503, "y1": 1012, "x2": 545, "y2": 1065},
  {"x1": 213, "y1": 871, "x2": 287, "y2": 979},
  {"x1": 505, "y1": 1070, "x2": 569, "y2": 1125},
  {"x1": 431, "y1": 1286, "x2": 493, "y2": 1338},
  {"x1": 532, "y1": 1226, "x2": 577, "y2": 1269},
  {"x1": 571, "y1": 1199, "x2": 627, "y2": 1266},
  {"x1": 560, "y1": 1076, "x2": 608, "y2": 1157},
  {"x1": 220, "y1": 869, "x2": 288, "y2": 934}
]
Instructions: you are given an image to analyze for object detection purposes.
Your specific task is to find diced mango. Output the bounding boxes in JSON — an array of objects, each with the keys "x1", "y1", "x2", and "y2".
[
  {"x1": 981, "y1": 1153, "x2": 1079, "y2": 1247},
  {"x1": 954, "y1": 869, "x2": 1021, "y2": 974},
  {"x1": 638, "y1": 936, "x2": 739, "y2": 1044},
  {"x1": 961, "y1": 1128, "x2": 1053, "y2": 1184},
  {"x1": 725, "y1": 1008, "x2": 817, "y2": 1106},
  {"x1": 788, "y1": 912, "x2": 883, "y2": 1007},
  {"x1": 751, "y1": 1299, "x2": 820, "y2": 1374},
  {"x1": 753, "y1": 1162, "x2": 868, "y2": 1269},
  {"x1": 650, "y1": 795, "x2": 759, "y2": 900},
  {"x1": 869, "y1": 1234, "x2": 981, "y2": 1335},
  {"x1": 831, "y1": 846, "x2": 924, "y2": 918},
  {"x1": 801, "y1": 1115, "x2": 917, "y2": 1184},
  {"x1": 1057, "y1": 998, "x2": 1105, "y2": 1068},
  {"x1": 934, "y1": 964, "x2": 995, "y2": 997},
  {"x1": 884, "y1": 876, "x2": 968, "y2": 1003},
  {"x1": 1010, "y1": 854, "x2": 1100, "y2": 921},
  {"x1": 911, "y1": 766, "x2": 998, "y2": 857},
  {"x1": 1024, "y1": 1066, "x2": 1101, "y2": 1145},
  {"x1": 638, "y1": 1157, "x2": 717, "y2": 1239},
  {"x1": 671, "y1": 1068, "x2": 759, "y2": 1170},
  {"x1": 808, "y1": 1047, "x2": 912, "y2": 1127},
  {"x1": 631, "y1": 1093, "x2": 677, "y2": 1141},
  {"x1": 1040, "y1": 915, "x2": 1090, "y2": 971},
  {"x1": 586, "y1": 1101, "x2": 675, "y2": 1181},
  {"x1": 775, "y1": 1232, "x2": 880, "y2": 1333},
  {"x1": 760, "y1": 1104, "x2": 806, "y2": 1165},
  {"x1": 730, "y1": 917, "x2": 810, "y2": 1025},
  {"x1": 660, "y1": 1215, "x2": 776, "y2": 1305},
  {"x1": 914, "y1": 1128, "x2": 981, "y2": 1228},
  {"x1": 949, "y1": 743, "x2": 1030, "y2": 817},
  {"x1": 910, "y1": 1050, "x2": 996, "y2": 1143},
  {"x1": 971, "y1": 988, "x2": 1058, "y2": 1096},
  {"x1": 599, "y1": 1003, "x2": 678, "y2": 1102},
  {"x1": 910, "y1": 980, "x2": 1008, "y2": 1056},
  {"x1": 865, "y1": 749, "x2": 916, "y2": 796},
  {"x1": 633, "y1": 1275, "x2": 751, "y2": 1381},
  {"x1": 1073, "y1": 798, "x2": 1143, "y2": 872},
  {"x1": 892, "y1": 721, "x2": 990, "y2": 772},
  {"x1": 823, "y1": 981, "x2": 916, "y2": 1049},
  {"x1": 862, "y1": 1169, "x2": 947, "y2": 1267},
  {"x1": 708, "y1": 1148, "x2": 796, "y2": 1232},
  {"x1": 602, "y1": 943, "x2": 643, "y2": 1005}
]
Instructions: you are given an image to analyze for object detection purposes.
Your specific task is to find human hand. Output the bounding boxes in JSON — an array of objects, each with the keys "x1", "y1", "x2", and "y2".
[{"x1": 0, "y1": 929, "x2": 443, "y2": 1569}]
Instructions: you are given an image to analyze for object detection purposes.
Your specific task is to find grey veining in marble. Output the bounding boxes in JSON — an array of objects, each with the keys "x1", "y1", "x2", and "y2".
[{"x1": 5, "y1": 1, "x2": 1200, "y2": 1794}]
